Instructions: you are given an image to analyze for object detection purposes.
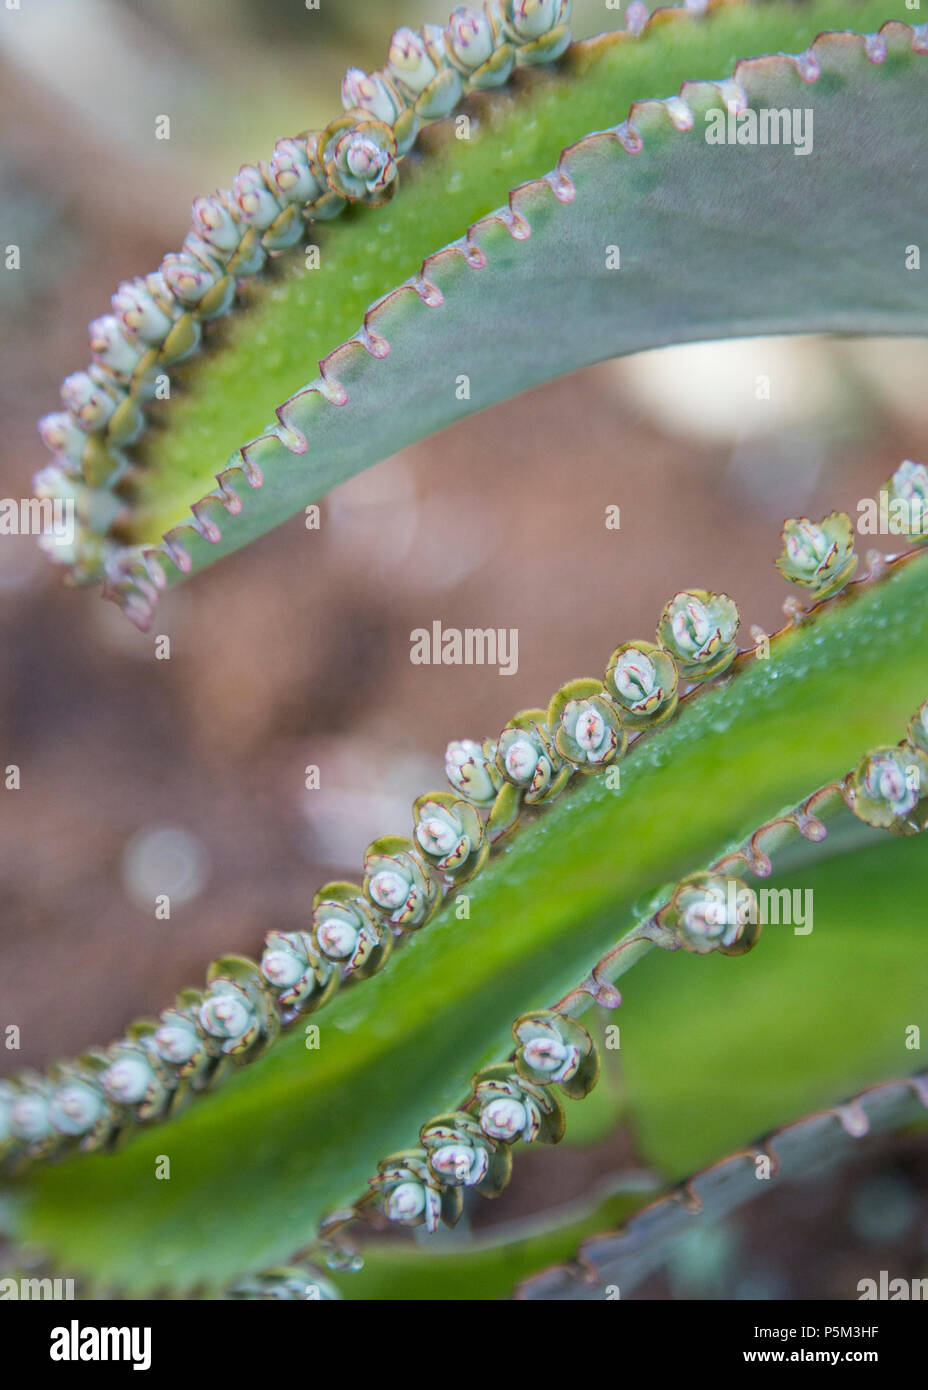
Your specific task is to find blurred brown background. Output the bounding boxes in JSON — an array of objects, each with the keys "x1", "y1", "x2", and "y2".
[{"x1": 1, "y1": 0, "x2": 927, "y2": 1296}]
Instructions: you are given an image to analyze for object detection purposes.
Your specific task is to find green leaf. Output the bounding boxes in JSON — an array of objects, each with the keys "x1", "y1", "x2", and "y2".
[
  {"x1": 8, "y1": 552, "x2": 927, "y2": 1294},
  {"x1": 618, "y1": 828, "x2": 928, "y2": 1179},
  {"x1": 335, "y1": 1179, "x2": 655, "y2": 1302},
  {"x1": 517, "y1": 1056, "x2": 928, "y2": 1299},
  {"x1": 81, "y1": 2, "x2": 925, "y2": 617}
]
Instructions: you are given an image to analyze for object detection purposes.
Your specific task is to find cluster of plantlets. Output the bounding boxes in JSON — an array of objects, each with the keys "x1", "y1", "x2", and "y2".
[
  {"x1": 34, "y1": 2, "x2": 575, "y2": 585},
  {"x1": 7, "y1": 0, "x2": 928, "y2": 1299},
  {"x1": 3, "y1": 496, "x2": 925, "y2": 1176},
  {"x1": 0, "y1": 568, "x2": 744, "y2": 1165},
  {"x1": 221, "y1": 1063, "x2": 928, "y2": 1299},
  {"x1": 333, "y1": 704, "x2": 928, "y2": 1262},
  {"x1": 370, "y1": 1011, "x2": 599, "y2": 1227},
  {"x1": 219, "y1": 684, "x2": 928, "y2": 1298}
]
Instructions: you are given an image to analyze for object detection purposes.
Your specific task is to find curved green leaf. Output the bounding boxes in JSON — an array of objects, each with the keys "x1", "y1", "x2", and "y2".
[
  {"x1": 7, "y1": 550, "x2": 927, "y2": 1294},
  {"x1": 334, "y1": 1177, "x2": 656, "y2": 1302},
  {"x1": 608, "y1": 826, "x2": 928, "y2": 1178},
  {"x1": 66, "y1": 2, "x2": 923, "y2": 620},
  {"x1": 517, "y1": 1063, "x2": 928, "y2": 1299}
]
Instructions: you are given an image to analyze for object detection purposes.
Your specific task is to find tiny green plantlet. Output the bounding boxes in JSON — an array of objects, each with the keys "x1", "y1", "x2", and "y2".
[{"x1": 5, "y1": 0, "x2": 928, "y2": 1302}]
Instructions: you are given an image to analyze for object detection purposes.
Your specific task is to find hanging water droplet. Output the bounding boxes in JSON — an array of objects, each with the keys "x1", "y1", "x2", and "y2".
[{"x1": 325, "y1": 1246, "x2": 362, "y2": 1273}]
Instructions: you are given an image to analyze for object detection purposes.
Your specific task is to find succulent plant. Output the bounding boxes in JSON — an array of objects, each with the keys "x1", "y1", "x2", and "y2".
[
  {"x1": 420, "y1": 1112, "x2": 512, "y2": 1194},
  {"x1": 548, "y1": 680, "x2": 627, "y2": 772},
  {"x1": 198, "y1": 958, "x2": 277, "y2": 1058},
  {"x1": 444, "y1": 737, "x2": 502, "y2": 806},
  {"x1": 260, "y1": 929, "x2": 339, "y2": 1013},
  {"x1": 7, "y1": 0, "x2": 928, "y2": 1312},
  {"x1": 495, "y1": 0, "x2": 572, "y2": 64},
  {"x1": 198, "y1": 985, "x2": 259, "y2": 1053},
  {"x1": 110, "y1": 276, "x2": 177, "y2": 347},
  {"x1": 312, "y1": 883, "x2": 393, "y2": 978},
  {"x1": 59, "y1": 371, "x2": 118, "y2": 433},
  {"x1": 152, "y1": 1004, "x2": 214, "y2": 1078},
  {"x1": 369, "y1": 1150, "x2": 463, "y2": 1231},
  {"x1": 387, "y1": 25, "x2": 463, "y2": 119},
  {"x1": 412, "y1": 792, "x2": 489, "y2": 881},
  {"x1": 473, "y1": 1065, "x2": 565, "y2": 1145},
  {"x1": 847, "y1": 746, "x2": 928, "y2": 836},
  {"x1": 496, "y1": 712, "x2": 570, "y2": 803},
  {"x1": 319, "y1": 117, "x2": 400, "y2": 207},
  {"x1": 160, "y1": 251, "x2": 232, "y2": 314},
  {"x1": 444, "y1": 6, "x2": 514, "y2": 87},
  {"x1": 883, "y1": 459, "x2": 928, "y2": 543},
  {"x1": 190, "y1": 194, "x2": 242, "y2": 255},
  {"x1": 604, "y1": 640, "x2": 679, "y2": 728},
  {"x1": 99, "y1": 1038, "x2": 170, "y2": 1122},
  {"x1": 657, "y1": 590, "x2": 740, "y2": 682},
  {"x1": 87, "y1": 315, "x2": 147, "y2": 386},
  {"x1": 47, "y1": 1077, "x2": 107, "y2": 1140},
  {"x1": 512, "y1": 1011, "x2": 599, "y2": 1099},
  {"x1": 9, "y1": 1086, "x2": 54, "y2": 1147},
  {"x1": 363, "y1": 836, "x2": 441, "y2": 928},
  {"x1": 775, "y1": 513, "x2": 858, "y2": 598},
  {"x1": 658, "y1": 873, "x2": 762, "y2": 956}
]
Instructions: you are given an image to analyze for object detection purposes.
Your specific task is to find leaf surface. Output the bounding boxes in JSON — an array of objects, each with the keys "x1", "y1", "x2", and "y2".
[{"x1": 93, "y1": 4, "x2": 926, "y2": 617}]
